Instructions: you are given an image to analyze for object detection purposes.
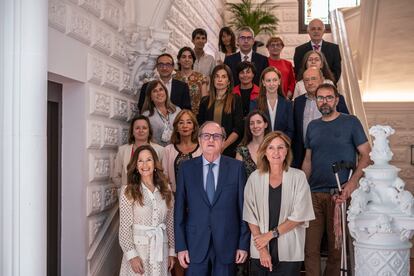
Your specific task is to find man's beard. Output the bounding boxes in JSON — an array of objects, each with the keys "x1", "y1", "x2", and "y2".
[{"x1": 319, "y1": 104, "x2": 334, "y2": 115}]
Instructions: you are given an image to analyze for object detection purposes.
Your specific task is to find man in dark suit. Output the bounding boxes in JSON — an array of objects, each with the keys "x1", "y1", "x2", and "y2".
[
  {"x1": 174, "y1": 121, "x2": 249, "y2": 276},
  {"x1": 224, "y1": 26, "x2": 268, "y2": 86},
  {"x1": 137, "y1": 53, "x2": 191, "y2": 112},
  {"x1": 292, "y1": 68, "x2": 349, "y2": 169},
  {"x1": 293, "y1": 19, "x2": 342, "y2": 83}
]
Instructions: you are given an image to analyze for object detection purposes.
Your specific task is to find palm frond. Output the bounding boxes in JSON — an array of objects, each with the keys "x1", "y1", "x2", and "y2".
[{"x1": 226, "y1": 0, "x2": 279, "y2": 36}]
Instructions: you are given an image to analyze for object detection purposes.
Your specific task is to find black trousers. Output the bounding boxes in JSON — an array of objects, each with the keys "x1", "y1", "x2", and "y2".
[{"x1": 250, "y1": 258, "x2": 301, "y2": 276}]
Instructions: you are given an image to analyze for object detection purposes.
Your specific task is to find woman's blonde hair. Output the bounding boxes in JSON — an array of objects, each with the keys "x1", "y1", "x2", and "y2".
[
  {"x1": 257, "y1": 131, "x2": 293, "y2": 172},
  {"x1": 170, "y1": 109, "x2": 199, "y2": 144}
]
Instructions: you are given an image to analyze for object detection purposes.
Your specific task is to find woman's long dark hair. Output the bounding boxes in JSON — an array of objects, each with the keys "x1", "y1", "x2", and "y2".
[
  {"x1": 208, "y1": 64, "x2": 235, "y2": 114},
  {"x1": 297, "y1": 50, "x2": 335, "y2": 82},
  {"x1": 141, "y1": 80, "x2": 177, "y2": 116},
  {"x1": 125, "y1": 144, "x2": 173, "y2": 208},
  {"x1": 240, "y1": 110, "x2": 271, "y2": 146},
  {"x1": 219, "y1": 27, "x2": 237, "y2": 54}
]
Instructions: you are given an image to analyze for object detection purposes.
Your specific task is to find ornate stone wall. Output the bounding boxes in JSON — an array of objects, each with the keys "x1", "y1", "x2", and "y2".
[
  {"x1": 48, "y1": 0, "x2": 224, "y2": 275},
  {"x1": 164, "y1": 0, "x2": 224, "y2": 58}
]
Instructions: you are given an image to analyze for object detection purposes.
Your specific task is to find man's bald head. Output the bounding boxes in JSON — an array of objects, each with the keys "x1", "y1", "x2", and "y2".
[
  {"x1": 307, "y1": 19, "x2": 325, "y2": 44},
  {"x1": 303, "y1": 67, "x2": 324, "y2": 95}
]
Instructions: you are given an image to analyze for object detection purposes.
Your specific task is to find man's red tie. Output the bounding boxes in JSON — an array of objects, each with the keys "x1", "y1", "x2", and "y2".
[{"x1": 313, "y1": 44, "x2": 320, "y2": 51}]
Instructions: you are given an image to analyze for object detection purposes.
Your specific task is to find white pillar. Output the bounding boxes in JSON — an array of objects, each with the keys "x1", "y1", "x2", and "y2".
[{"x1": 0, "y1": 0, "x2": 48, "y2": 275}]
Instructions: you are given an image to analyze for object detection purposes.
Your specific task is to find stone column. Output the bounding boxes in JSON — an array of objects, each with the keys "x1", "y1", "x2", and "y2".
[{"x1": 0, "y1": 0, "x2": 48, "y2": 275}]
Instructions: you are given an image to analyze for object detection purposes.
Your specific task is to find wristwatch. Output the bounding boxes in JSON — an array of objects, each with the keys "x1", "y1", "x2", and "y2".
[{"x1": 271, "y1": 228, "x2": 279, "y2": 239}]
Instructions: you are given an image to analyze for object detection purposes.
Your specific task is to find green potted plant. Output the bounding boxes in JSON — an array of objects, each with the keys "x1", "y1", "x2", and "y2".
[{"x1": 227, "y1": 0, "x2": 279, "y2": 41}]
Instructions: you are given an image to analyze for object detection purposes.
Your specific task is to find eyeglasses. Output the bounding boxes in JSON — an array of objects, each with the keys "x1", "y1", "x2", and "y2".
[
  {"x1": 239, "y1": 36, "x2": 253, "y2": 42},
  {"x1": 199, "y1": 133, "x2": 224, "y2": 141},
  {"x1": 157, "y1": 63, "x2": 173, "y2": 69},
  {"x1": 316, "y1": 95, "x2": 336, "y2": 102}
]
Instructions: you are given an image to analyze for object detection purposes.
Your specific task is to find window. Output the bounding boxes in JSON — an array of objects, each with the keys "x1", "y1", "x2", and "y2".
[{"x1": 298, "y1": 0, "x2": 360, "y2": 33}]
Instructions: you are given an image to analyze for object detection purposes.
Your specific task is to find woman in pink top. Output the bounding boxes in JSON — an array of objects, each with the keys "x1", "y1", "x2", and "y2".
[{"x1": 266, "y1": 37, "x2": 296, "y2": 99}]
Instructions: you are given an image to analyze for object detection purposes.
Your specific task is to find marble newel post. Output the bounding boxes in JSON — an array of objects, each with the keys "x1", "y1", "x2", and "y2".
[{"x1": 348, "y1": 125, "x2": 414, "y2": 276}]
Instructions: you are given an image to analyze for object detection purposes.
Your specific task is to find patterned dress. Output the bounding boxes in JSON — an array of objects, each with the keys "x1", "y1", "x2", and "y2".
[
  {"x1": 236, "y1": 145, "x2": 257, "y2": 178},
  {"x1": 174, "y1": 71, "x2": 206, "y2": 115},
  {"x1": 119, "y1": 185, "x2": 175, "y2": 276}
]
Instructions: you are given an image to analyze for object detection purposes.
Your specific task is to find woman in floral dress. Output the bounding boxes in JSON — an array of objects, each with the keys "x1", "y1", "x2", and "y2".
[{"x1": 175, "y1": 46, "x2": 208, "y2": 115}]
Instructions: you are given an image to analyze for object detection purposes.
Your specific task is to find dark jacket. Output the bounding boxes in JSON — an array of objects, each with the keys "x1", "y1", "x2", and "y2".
[
  {"x1": 137, "y1": 79, "x2": 191, "y2": 112},
  {"x1": 293, "y1": 40, "x2": 342, "y2": 83},
  {"x1": 292, "y1": 94, "x2": 349, "y2": 168},
  {"x1": 197, "y1": 95, "x2": 244, "y2": 157},
  {"x1": 224, "y1": 52, "x2": 269, "y2": 86}
]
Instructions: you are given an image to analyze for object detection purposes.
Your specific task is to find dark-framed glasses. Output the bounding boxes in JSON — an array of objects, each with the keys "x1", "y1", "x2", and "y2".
[
  {"x1": 316, "y1": 95, "x2": 336, "y2": 102},
  {"x1": 199, "y1": 133, "x2": 224, "y2": 141},
  {"x1": 157, "y1": 63, "x2": 173, "y2": 69}
]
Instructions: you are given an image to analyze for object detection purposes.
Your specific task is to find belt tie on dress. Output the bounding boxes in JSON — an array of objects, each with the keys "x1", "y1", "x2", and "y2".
[{"x1": 133, "y1": 223, "x2": 166, "y2": 264}]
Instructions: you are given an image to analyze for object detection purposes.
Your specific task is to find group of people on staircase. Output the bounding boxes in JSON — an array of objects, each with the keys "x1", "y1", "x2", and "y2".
[{"x1": 113, "y1": 18, "x2": 371, "y2": 276}]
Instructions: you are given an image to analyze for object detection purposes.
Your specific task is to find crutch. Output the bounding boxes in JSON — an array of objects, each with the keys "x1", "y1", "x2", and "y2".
[{"x1": 332, "y1": 161, "x2": 354, "y2": 276}]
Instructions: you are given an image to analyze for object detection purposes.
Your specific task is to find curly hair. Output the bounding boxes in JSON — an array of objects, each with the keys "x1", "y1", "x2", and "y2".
[{"x1": 125, "y1": 144, "x2": 173, "y2": 208}]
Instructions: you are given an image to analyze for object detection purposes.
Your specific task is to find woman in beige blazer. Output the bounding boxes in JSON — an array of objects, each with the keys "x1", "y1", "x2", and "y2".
[
  {"x1": 112, "y1": 115, "x2": 164, "y2": 187},
  {"x1": 243, "y1": 131, "x2": 315, "y2": 275}
]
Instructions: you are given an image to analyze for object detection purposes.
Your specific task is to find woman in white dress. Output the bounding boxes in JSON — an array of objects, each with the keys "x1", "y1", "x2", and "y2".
[
  {"x1": 112, "y1": 115, "x2": 164, "y2": 187},
  {"x1": 119, "y1": 144, "x2": 175, "y2": 275}
]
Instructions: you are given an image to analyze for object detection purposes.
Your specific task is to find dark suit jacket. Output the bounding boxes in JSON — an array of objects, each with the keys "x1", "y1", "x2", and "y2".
[
  {"x1": 292, "y1": 94, "x2": 349, "y2": 168},
  {"x1": 224, "y1": 52, "x2": 269, "y2": 86},
  {"x1": 197, "y1": 95, "x2": 244, "y2": 157},
  {"x1": 137, "y1": 79, "x2": 191, "y2": 112},
  {"x1": 293, "y1": 40, "x2": 342, "y2": 82},
  {"x1": 250, "y1": 96, "x2": 294, "y2": 140},
  {"x1": 174, "y1": 156, "x2": 249, "y2": 264}
]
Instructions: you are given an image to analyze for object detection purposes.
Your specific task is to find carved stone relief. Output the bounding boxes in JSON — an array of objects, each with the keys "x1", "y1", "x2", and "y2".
[
  {"x1": 88, "y1": 215, "x2": 106, "y2": 246},
  {"x1": 102, "y1": 63, "x2": 121, "y2": 90},
  {"x1": 111, "y1": 97, "x2": 128, "y2": 120},
  {"x1": 49, "y1": 0, "x2": 67, "y2": 32},
  {"x1": 90, "y1": 89, "x2": 111, "y2": 117},
  {"x1": 67, "y1": 8, "x2": 92, "y2": 44},
  {"x1": 79, "y1": 0, "x2": 102, "y2": 17},
  {"x1": 91, "y1": 24, "x2": 113, "y2": 55},
  {"x1": 87, "y1": 121, "x2": 103, "y2": 149},
  {"x1": 87, "y1": 54, "x2": 105, "y2": 85},
  {"x1": 89, "y1": 153, "x2": 111, "y2": 182},
  {"x1": 103, "y1": 125, "x2": 119, "y2": 148},
  {"x1": 102, "y1": 1, "x2": 121, "y2": 30}
]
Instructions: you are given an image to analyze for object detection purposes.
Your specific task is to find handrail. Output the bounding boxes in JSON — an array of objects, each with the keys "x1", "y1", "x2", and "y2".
[{"x1": 330, "y1": 8, "x2": 371, "y2": 143}]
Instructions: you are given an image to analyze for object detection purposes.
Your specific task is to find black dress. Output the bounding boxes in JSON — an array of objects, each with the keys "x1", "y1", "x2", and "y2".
[{"x1": 250, "y1": 184, "x2": 301, "y2": 276}]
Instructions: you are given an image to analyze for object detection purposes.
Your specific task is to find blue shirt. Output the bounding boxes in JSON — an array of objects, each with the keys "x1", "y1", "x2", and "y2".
[
  {"x1": 202, "y1": 155, "x2": 220, "y2": 190},
  {"x1": 305, "y1": 113, "x2": 367, "y2": 192}
]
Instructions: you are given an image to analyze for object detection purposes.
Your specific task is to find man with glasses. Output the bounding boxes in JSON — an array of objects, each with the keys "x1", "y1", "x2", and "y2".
[
  {"x1": 174, "y1": 121, "x2": 249, "y2": 276},
  {"x1": 224, "y1": 26, "x2": 268, "y2": 86},
  {"x1": 292, "y1": 68, "x2": 349, "y2": 169},
  {"x1": 293, "y1": 18, "x2": 342, "y2": 83},
  {"x1": 137, "y1": 53, "x2": 191, "y2": 112},
  {"x1": 301, "y1": 83, "x2": 371, "y2": 276}
]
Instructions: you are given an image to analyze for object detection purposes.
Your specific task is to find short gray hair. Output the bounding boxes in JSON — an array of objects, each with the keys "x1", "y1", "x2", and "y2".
[
  {"x1": 198, "y1": 121, "x2": 227, "y2": 140},
  {"x1": 238, "y1": 26, "x2": 255, "y2": 38}
]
